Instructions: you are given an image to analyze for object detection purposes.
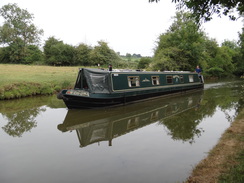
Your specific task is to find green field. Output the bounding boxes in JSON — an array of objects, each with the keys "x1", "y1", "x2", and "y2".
[{"x1": 0, "y1": 64, "x2": 81, "y2": 99}]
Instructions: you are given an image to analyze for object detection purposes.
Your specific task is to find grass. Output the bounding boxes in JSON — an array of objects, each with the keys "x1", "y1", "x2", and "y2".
[
  {"x1": 218, "y1": 111, "x2": 244, "y2": 183},
  {"x1": 0, "y1": 64, "x2": 80, "y2": 99},
  {"x1": 185, "y1": 108, "x2": 244, "y2": 183},
  {"x1": 218, "y1": 150, "x2": 244, "y2": 183}
]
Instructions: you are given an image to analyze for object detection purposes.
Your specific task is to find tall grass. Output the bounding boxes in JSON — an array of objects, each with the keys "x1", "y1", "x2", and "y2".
[
  {"x1": 0, "y1": 64, "x2": 80, "y2": 99},
  {"x1": 218, "y1": 150, "x2": 244, "y2": 183}
]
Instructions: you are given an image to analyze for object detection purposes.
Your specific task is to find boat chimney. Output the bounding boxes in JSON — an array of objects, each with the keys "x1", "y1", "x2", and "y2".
[{"x1": 109, "y1": 64, "x2": 112, "y2": 71}]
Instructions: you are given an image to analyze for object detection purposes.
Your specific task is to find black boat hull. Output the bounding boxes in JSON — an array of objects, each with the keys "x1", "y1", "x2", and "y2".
[{"x1": 59, "y1": 83, "x2": 204, "y2": 109}]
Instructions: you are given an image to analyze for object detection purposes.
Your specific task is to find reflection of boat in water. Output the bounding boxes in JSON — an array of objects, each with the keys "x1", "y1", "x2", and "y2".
[{"x1": 58, "y1": 90, "x2": 203, "y2": 147}]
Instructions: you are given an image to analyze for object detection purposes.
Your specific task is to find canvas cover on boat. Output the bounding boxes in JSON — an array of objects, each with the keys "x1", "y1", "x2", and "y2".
[{"x1": 75, "y1": 68, "x2": 111, "y2": 94}]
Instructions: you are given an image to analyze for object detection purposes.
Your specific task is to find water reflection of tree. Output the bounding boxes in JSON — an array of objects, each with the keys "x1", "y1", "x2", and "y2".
[
  {"x1": 0, "y1": 96, "x2": 50, "y2": 137},
  {"x1": 161, "y1": 108, "x2": 204, "y2": 144},
  {"x1": 160, "y1": 81, "x2": 243, "y2": 143},
  {"x1": 204, "y1": 82, "x2": 241, "y2": 123},
  {"x1": 0, "y1": 95, "x2": 66, "y2": 137},
  {"x1": 2, "y1": 107, "x2": 46, "y2": 137},
  {"x1": 158, "y1": 89, "x2": 216, "y2": 143},
  {"x1": 237, "y1": 84, "x2": 244, "y2": 115}
]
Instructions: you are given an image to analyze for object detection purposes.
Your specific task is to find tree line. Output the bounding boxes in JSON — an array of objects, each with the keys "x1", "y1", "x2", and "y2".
[
  {"x1": 0, "y1": 3, "x2": 244, "y2": 77},
  {"x1": 138, "y1": 12, "x2": 244, "y2": 77},
  {"x1": 0, "y1": 3, "x2": 136, "y2": 68},
  {"x1": 0, "y1": 33, "x2": 127, "y2": 68}
]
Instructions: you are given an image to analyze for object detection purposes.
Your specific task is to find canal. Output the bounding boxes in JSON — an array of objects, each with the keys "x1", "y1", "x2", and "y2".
[{"x1": 0, "y1": 80, "x2": 243, "y2": 183}]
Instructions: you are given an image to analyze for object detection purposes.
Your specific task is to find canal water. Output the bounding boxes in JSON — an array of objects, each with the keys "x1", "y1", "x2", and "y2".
[{"x1": 0, "y1": 80, "x2": 243, "y2": 183}]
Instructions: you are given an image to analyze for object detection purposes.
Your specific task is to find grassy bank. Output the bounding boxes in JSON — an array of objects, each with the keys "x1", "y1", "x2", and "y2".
[
  {"x1": 0, "y1": 64, "x2": 79, "y2": 99},
  {"x1": 185, "y1": 108, "x2": 244, "y2": 183}
]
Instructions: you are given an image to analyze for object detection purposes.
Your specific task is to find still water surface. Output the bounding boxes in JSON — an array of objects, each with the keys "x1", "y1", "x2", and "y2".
[{"x1": 0, "y1": 80, "x2": 243, "y2": 183}]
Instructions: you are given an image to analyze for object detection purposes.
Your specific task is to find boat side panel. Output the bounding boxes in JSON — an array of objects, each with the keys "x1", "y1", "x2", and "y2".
[{"x1": 111, "y1": 72, "x2": 201, "y2": 91}]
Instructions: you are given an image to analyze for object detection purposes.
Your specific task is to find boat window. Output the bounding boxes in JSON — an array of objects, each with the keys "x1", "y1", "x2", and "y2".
[
  {"x1": 128, "y1": 76, "x2": 140, "y2": 87},
  {"x1": 83, "y1": 69, "x2": 110, "y2": 93},
  {"x1": 189, "y1": 75, "x2": 194, "y2": 82},
  {"x1": 180, "y1": 75, "x2": 184, "y2": 83},
  {"x1": 166, "y1": 75, "x2": 173, "y2": 84},
  {"x1": 152, "y1": 76, "x2": 160, "y2": 85}
]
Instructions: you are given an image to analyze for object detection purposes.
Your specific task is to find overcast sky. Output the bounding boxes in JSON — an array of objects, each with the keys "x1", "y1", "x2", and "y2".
[{"x1": 0, "y1": 0, "x2": 243, "y2": 56}]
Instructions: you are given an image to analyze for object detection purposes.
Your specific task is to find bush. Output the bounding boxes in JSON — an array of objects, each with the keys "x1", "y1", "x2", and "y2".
[
  {"x1": 24, "y1": 45, "x2": 44, "y2": 64},
  {"x1": 138, "y1": 57, "x2": 152, "y2": 69},
  {"x1": 40, "y1": 84, "x2": 54, "y2": 95},
  {"x1": 206, "y1": 67, "x2": 224, "y2": 77},
  {"x1": 44, "y1": 37, "x2": 75, "y2": 66}
]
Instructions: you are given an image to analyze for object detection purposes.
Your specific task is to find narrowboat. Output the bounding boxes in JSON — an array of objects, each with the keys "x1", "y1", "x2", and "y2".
[{"x1": 57, "y1": 68, "x2": 204, "y2": 109}]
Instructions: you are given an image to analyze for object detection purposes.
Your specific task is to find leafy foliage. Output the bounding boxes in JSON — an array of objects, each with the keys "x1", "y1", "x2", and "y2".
[
  {"x1": 74, "y1": 43, "x2": 92, "y2": 66},
  {"x1": 236, "y1": 28, "x2": 244, "y2": 76},
  {"x1": 151, "y1": 12, "x2": 244, "y2": 77},
  {"x1": 152, "y1": 12, "x2": 205, "y2": 71},
  {"x1": 0, "y1": 3, "x2": 43, "y2": 63},
  {"x1": 44, "y1": 37, "x2": 75, "y2": 66},
  {"x1": 89, "y1": 41, "x2": 122, "y2": 67},
  {"x1": 149, "y1": 0, "x2": 244, "y2": 22},
  {"x1": 206, "y1": 67, "x2": 225, "y2": 77},
  {"x1": 24, "y1": 45, "x2": 44, "y2": 64},
  {"x1": 43, "y1": 38, "x2": 123, "y2": 67},
  {"x1": 151, "y1": 11, "x2": 243, "y2": 77},
  {"x1": 138, "y1": 57, "x2": 152, "y2": 69}
]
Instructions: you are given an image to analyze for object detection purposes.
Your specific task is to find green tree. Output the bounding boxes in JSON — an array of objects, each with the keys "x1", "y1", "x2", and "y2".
[
  {"x1": 204, "y1": 40, "x2": 239, "y2": 77},
  {"x1": 24, "y1": 45, "x2": 44, "y2": 64},
  {"x1": 149, "y1": 0, "x2": 244, "y2": 22},
  {"x1": 43, "y1": 37, "x2": 75, "y2": 66},
  {"x1": 0, "y1": 47, "x2": 9, "y2": 63},
  {"x1": 89, "y1": 41, "x2": 122, "y2": 67},
  {"x1": 153, "y1": 46, "x2": 187, "y2": 71},
  {"x1": 138, "y1": 57, "x2": 152, "y2": 69},
  {"x1": 125, "y1": 53, "x2": 132, "y2": 61},
  {"x1": 237, "y1": 28, "x2": 244, "y2": 76},
  {"x1": 43, "y1": 36, "x2": 62, "y2": 60},
  {"x1": 0, "y1": 3, "x2": 43, "y2": 63},
  {"x1": 222, "y1": 40, "x2": 241, "y2": 75},
  {"x1": 132, "y1": 53, "x2": 142, "y2": 58},
  {"x1": 222, "y1": 40, "x2": 239, "y2": 49},
  {"x1": 214, "y1": 46, "x2": 235, "y2": 76},
  {"x1": 74, "y1": 43, "x2": 93, "y2": 66},
  {"x1": 200, "y1": 38, "x2": 219, "y2": 71},
  {"x1": 152, "y1": 11, "x2": 205, "y2": 71}
]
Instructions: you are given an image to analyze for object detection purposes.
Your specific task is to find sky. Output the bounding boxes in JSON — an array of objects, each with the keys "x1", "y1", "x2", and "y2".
[{"x1": 0, "y1": 0, "x2": 243, "y2": 56}]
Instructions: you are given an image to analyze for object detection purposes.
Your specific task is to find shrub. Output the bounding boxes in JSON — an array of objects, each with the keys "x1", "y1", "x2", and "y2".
[{"x1": 206, "y1": 67, "x2": 224, "y2": 77}]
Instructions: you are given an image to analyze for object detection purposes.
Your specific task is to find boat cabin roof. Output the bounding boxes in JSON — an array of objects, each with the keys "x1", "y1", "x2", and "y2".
[
  {"x1": 81, "y1": 68, "x2": 192, "y2": 74},
  {"x1": 74, "y1": 68, "x2": 200, "y2": 94}
]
